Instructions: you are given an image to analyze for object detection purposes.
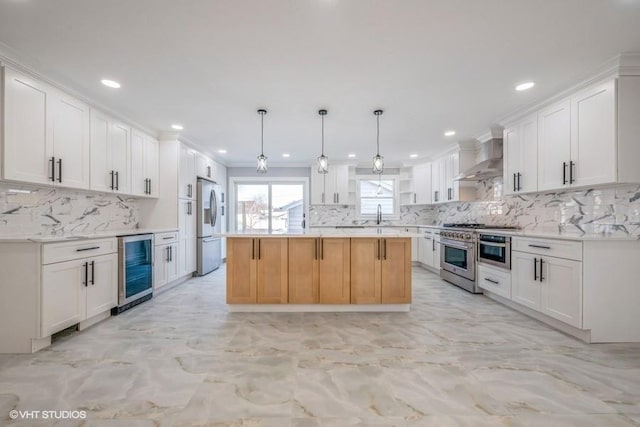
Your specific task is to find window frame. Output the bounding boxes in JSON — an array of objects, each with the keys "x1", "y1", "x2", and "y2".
[{"x1": 356, "y1": 174, "x2": 400, "y2": 220}]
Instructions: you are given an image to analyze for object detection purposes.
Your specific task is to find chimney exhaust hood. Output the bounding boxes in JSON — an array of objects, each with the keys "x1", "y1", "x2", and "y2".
[{"x1": 454, "y1": 138, "x2": 503, "y2": 181}]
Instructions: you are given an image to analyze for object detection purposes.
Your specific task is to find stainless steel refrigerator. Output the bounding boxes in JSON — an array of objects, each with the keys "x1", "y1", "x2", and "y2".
[{"x1": 196, "y1": 178, "x2": 222, "y2": 275}]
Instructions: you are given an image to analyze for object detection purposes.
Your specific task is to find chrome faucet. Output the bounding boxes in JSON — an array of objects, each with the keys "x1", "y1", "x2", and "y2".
[{"x1": 376, "y1": 204, "x2": 382, "y2": 225}]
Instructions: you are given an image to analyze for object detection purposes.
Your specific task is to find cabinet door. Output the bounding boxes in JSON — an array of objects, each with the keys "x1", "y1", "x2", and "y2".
[
  {"x1": 145, "y1": 136, "x2": 159, "y2": 198},
  {"x1": 381, "y1": 238, "x2": 412, "y2": 303},
  {"x1": 3, "y1": 68, "x2": 54, "y2": 185},
  {"x1": 433, "y1": 237, "x2": 441, "y2": 272},
  {"x1": 310, "y1": 172, "x2": 326, "y2": 205},
  {"x1": 179, "y1": 146, "x2": 196, "y2": 199},
  {"x1": 288, "y1": 238, "x2": 319, "y2": 304},
  {"x1": 110, "y1": 122, "x2": 131, "y2": 194},
  {"x1": 570, "y1": 79, "x2": 616, "y2": 188},
  {"x1": 85, "y1": 254, "x2": 118, "y2": 318},
  {"x1": 154, "y1": 245, "x2": 168, "y2": 289},
  {"x1": 413, "y1": 163, "x2": 432, "y2": 204},
  {"x1": 41, "y1": 259, "x2": 85, "y2": 337},
  {"x1": 431, "y1": 160, "x2": 441, "y2": 203},
  {"x1": 538, "y1": 99, "x2": 571, "y2": 191},
  {"x1": 503, "y1": 125, "x2": 521, "y2": 196},
  {"x1": 130, "y1": 130, "x2": 147, "y2": 196},
  {"x1": 178, "y1": 237, "x2": 196, "y2": 277},
  {"x1": 446, "y1": 152, "x2": 460, "y2": 202},
  {"x1": 256, "y1": 238, "x2": 288, "y2": 304},
  {"x1": 334, "y1": 165, "x2": 349, "y2": 205},
  {"x1": 89, "y1": 110, "x2": 112, "y2": 192},
  {"x1": 51, "y1": 92, "x2": 90, "y2": 189},
  {"x1": 226, "y1": 238, "x2": 257, "y2": 303},
  {"x1": 167, "y1": 243, "x2": 180, "y2": 282},
  {"x1": 196, "y1": 153, "x2": 211, "y2": 179},
  {"x1": 350, "y1": 238, "x2": 382, "y2": 304},
  {"x1": 319, "y1": 238, "x2": 351, "y2": 303},
  {"x1": 511, "y1": 251, "x2": 541, "y2": 310},
  {"x1": 179, "y1": 199, "x2": 196, "y2": 240},
  {"x1": 540, "y1": 257, "x2": 582, "y2": 328},
  {"x1": 324, "y1": 169, "x2": 337, "y2": 204}
]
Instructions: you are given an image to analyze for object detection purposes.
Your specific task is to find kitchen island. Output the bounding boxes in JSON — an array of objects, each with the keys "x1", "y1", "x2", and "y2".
[{"x1": 223, "y1": 229, "x2": 417, "y2": 312}]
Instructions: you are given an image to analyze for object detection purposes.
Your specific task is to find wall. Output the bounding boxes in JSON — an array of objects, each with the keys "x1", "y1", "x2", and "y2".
[
  {"x1": 310, "y1": 178, "x2": 640, "y2": 238},
  {"x1": 0, "y1": 183, "x2": 138, "y2": 237}
]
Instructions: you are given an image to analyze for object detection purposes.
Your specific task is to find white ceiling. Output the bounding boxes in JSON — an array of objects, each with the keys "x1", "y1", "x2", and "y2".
[{"x1": 1, "y1": 0, "x2": 640, "y2": 166}]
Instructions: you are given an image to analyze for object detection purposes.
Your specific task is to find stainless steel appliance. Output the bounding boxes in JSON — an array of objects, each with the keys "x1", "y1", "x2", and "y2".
[
  {"x1": 478, "y1": 233, "x2": 512, "y2": 270},
  {"x1": 114, "y1": 234, "x2": 154, "y2": 314},
  {"x1": 197, "y1": 178, "x2": 222, "y2": 275},
  {"x1": 439, "y1": 224, "x2": 518, "y2": 293},
  {"x1": 440, "y1": 228, "x2": 478, "y2": 293}
]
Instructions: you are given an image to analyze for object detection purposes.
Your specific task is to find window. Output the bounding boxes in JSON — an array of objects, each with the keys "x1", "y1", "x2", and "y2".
[
  {"x1": 234, "y1": 180, "x2": 307, "y2": 233},
  {"x1": 356, "y1": 176, "x2": 399, "y2": 218}
]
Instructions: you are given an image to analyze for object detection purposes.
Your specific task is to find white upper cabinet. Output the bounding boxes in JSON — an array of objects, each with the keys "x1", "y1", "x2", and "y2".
[
  {"x1": 131, "y1": 129, "x2": 159, "y2": 197},
  {"x1": 310, "y1": 165, "x2": 349, "y2": 205},
  {"x1": 90, "y1": 110, "x2": 130, "y2": 194},
  {"x1": 504, "y1": 114, "x2": 538, "y2": 195},
  {"x1": 196, "y1": 153, "x2": 216, "y2": 180},
  {"x1": 411, "y1": 163, "x2": 432, "y2": 205},
  {"x1": 3, "y1": 67, "x2": 90, "y2": 189},
  {"x1": 430, "y1": 149, "x2": 474, "y2": 204},
  {"x1": 179, "y1": 145, "x2": 197, "y2": 199},
  {"x1": 431, "y1": 159, "x2": 442, "y2": 203},
  {"x1": 570, "y1": 79, "x2": 616, "y2": 188},
  {"x1": 537, "y1": 99, "x2": 572, "y2": 192}
]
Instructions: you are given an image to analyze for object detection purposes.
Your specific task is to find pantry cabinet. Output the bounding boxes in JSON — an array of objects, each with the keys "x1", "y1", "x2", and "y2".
[
  {"x1": 311, "y1": 165, "x2": 349, "y2": 205},
  {"x1": 3, "y1": 67, "x2": 90, "y2": 189},
  {"x1": 178, "y1": 198, "x2": 196, "y2": 277},
  {"x1": 504, "y1": 114, "x2": 538, "y2": 195},
  {"x1": 179, "y1": 145, "x2": 197, "y2": 199},
  {"x1": 131, "y1": 130, "x2": 159, "y2": 197},
  {"x1": 90, "y1": 110, "x2": 131, "y2": 194}
]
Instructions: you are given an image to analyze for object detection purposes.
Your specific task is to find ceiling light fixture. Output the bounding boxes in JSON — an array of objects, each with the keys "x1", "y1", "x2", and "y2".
[
  {"x1": 444, "y1": 130, "x2": 456, "y2": 137},
  {"x1": 372, "y1": 109, "x2": 384, "y2": 174},
  {"x1": 101, "y1": 79, "x2": 121, "y2": 89},
  {"x1": 256, "y1": 109, "x2": 268, "y2": 174},
  {"x1": 218, "y1": 149, "x2": 227, "y2": 154},
  {"x1": 171, "y1": 124, "x2": 184, "y2": 130},
  {"x1": 410, "y1": 154, "x2": 418, "y2": 158},
  {"x1": 515, "y1": 82, "x2": 535, "y2": 91},
  {"x1": 282, "y1": 153, "x2": 290, "y2": 158},
  {"x1": 348, "y1": 153, "x2": 356, "y2": 158},
  {"x1": 317, "y1": 109, "x2": 329, "y2": 174}
]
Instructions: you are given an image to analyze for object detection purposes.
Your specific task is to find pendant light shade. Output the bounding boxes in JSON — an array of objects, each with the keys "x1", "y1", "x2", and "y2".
[
  {"x1": 256, "y1": 109, "x2": 268, "y2": 174},
  {"x1": 372, "y1": 109, "x2": 384, "y2": 174},
  {"x1": 317, "y1": 109, "x2": 329, "y2": 174}
]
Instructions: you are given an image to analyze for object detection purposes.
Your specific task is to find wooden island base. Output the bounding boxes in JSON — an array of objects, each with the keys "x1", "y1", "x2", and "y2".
[{"x1": 226, "y1": 235, "x2": 413, "y2": 310}]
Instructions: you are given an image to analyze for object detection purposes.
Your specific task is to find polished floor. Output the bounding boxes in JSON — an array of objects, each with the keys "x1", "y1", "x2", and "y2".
[{"x1": 1, "y1": 267, "x2": 640, "y2": 426}]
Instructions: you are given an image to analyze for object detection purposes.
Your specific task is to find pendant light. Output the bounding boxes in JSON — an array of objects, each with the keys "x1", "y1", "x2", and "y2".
[
  {"x1": 256, "y1": 109, "x2": 268, "y2": 174},
  {"x1": 317, "y1": 109, "x2": 329, "y2": 174},
  {"x1": 372, "y1": 109, "x2": 384, "y2": 174}
]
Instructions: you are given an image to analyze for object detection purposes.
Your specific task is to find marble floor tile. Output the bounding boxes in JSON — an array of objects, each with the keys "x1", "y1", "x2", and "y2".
[{"x1": 1, "y1": 265, "x2": 640, "y2": 426}]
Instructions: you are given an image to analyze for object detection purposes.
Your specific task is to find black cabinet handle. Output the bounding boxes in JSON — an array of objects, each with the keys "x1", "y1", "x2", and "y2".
[
  {"x1": 517, "y1": 173, "x2": 522, "y2": 191},
  {"x1": 110, "y1": 171, "x2": 115, "y2": 190},
  {"x1": 570, "y1": 161, "x2": 575, "y2": 184},
  {"x1": 252, "y1": 239, "x2": 255, "y2": 260},
  {"x1": 314, "y1": 238, "x2": 318, "y2": 260},
  {"x1": 321, "y1": 239, "x2": 324, "y2": 260},
  {"x1": 413, "y1": 193, "x2": 417, "y2": 204},
  {"x1": 221, "y1": 206, "x2": 225, "y2": 216},
  {"x1": 115, "y1": 171, "x2": 119, "y2": 191},
  {"x1": 90, "y1": 260, "x2": 95, "y2": 285},
  {"x1": 377, "y1": 239, "x2": 381, "y2": 260},
  {"x1": 258, "y1": 239, "x2": 261, "y2": 260},
  {"x1": 383, "y1": 239, "x2": 387, "y2": 260},
  {"x1": 534, "y1": 258, "x2": 538, "y2": 281},
  {"x1": 221, "y1": 192, "x2": 225, "y2": 203},
  {"x1": 83, "y1": 262, "x2": 88, "y2": 286},
  {"x1": 163, "y1": 236, "x2": 173, "y2": 240},
  {"x1": 528, "y1": 244, "x2": 551, "y2": 250},
  {"x1": 57, "y1": 158, "x2": 62, "y2": 183},
  {"x1": 539, "y1": 258, "x2": 545, "y2": 282},
  {"x1": 76, "y1": 246, "x2": 100, "y2": 252},
  {"x1": 484, "y1": 277, "x2": 499, "y2": 285},
  {"x1": 49, "y1": 157, "x2": 56, "y2": 182},
  {"x1": 513, "y1": 173, "x2": 517, "y2": 192},
  {"x1": 207, "y1": 165, "x2": 211, "y2": 178},
  {"x1": 562, "y1": 162, "x2": 568, "y2": 185}
]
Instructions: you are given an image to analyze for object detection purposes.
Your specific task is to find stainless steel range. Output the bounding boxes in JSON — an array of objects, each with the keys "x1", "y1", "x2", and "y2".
[{"x1": 439, "y1": 223, "x2": 517, "y2": 293}]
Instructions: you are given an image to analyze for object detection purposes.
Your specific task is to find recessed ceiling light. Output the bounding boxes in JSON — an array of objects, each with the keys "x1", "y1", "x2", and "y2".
[
  {"x1": 218, "y1": 149, "x2": 227, "y2": 154},
  {"x1": 282, "y1": 153, "x2": 290, "y2": 158},
  {"x1": 444, "y1": 130, "x2": 456, "y2": 137},
  {"x1": 101, "y1": 79, "x2": 121, "y2": 89},
  {"x1": 348, "y1": 153, "x2": 356, "y2": 158},
  {"x1": 410, "y1": 154, "x2": 418, "y2": 158},
  {"x1": 515, "y1": 82, "x2": 535, "y2": 91},
  {"x1": 171, "y1": 124, "x2": 184, "y2": 130}
]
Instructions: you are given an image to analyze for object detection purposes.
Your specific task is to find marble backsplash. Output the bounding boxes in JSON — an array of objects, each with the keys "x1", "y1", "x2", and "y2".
[
  {"x1": 310, "y1": 179, "x2": 640, "y2": 237},
  {"x1": 0, "y1": 183, "x2": 139, "y2": 237}
]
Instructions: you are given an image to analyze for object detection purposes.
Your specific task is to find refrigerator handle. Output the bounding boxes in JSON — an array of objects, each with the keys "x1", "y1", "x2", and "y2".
[{"x1": 210, "y1": 189, "x2": 217, "y2": 227}]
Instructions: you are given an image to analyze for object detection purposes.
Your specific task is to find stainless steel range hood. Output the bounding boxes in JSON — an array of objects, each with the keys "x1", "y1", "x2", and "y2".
[{"x1": 454, "y1": 138, "x2": 503, "y2": 181}]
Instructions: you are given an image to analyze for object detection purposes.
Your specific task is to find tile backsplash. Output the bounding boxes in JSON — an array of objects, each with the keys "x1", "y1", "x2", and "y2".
[
  {"x1": 0, "y1": 183, "x2": 139, "y2": 237},
  {"x1": 310, "y1": 179, "x2": 640, "y2": 237}
]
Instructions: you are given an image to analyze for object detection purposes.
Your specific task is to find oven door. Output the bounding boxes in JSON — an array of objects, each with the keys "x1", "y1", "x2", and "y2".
[
  {"x1": 478, "y1": 236, "x2": 511, "y2": 269},
  {"x1": 440, "y1": 238, "x2": 475, "y2": 281}
]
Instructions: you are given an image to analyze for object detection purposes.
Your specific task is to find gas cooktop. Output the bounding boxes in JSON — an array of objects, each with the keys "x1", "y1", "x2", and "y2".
[{"x1": 442, "y1": 223, "x2": 519, "y2": 230}]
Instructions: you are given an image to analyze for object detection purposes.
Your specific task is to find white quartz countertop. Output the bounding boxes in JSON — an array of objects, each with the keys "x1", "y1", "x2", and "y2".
[
  {"x1": 474, "y1": 228, "x2": 640, "y2": 242},
  {"x1": 219, "y1": 229, "x2": 423, "y2": 238},
  {"x1": 0, "y1": 228, "x2": 179, "y2": 243}
]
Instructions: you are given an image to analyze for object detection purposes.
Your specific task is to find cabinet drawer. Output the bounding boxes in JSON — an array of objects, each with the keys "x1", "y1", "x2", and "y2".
[
  {"x1": 513, "y1": 237, "x2": 582, "y2": 261},
  {"x1": 155, "y1": 232, "x2": 178, "y2": 246},
  {"x1": 477, "y1": 264, "x2": 512, "y2": 299},
  {"x1": 42, "y1": 238, "x2": 117, "y2": 265}
]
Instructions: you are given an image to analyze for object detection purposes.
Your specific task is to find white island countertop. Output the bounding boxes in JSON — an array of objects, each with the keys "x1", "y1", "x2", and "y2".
[
  {"x1": 219, "y1": 228, "x2": 423, "y2": 238},
  {"x1": 0, "y1": 228, "x2": 179, "y2": 243}
]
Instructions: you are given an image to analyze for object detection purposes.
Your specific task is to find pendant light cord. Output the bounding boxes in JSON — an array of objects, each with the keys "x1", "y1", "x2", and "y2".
[
  {"x1": 376, "y1": 113, "x2": 380, "y2": 156},
  {"x1": 260, "y1": 111, "x2": 264, "y2": 156},
  {"x1": 321, "y1": 114, "x2": 325, "y2": 155}
]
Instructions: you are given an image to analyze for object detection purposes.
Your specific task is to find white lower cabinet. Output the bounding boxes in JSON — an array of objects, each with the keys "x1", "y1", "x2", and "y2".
[
  {"x1": 511, "y1": 243, "x2": 582, "y2": 329},
  {"x1": 41, "y1": 250, "x2": 117, "y2": 337},
  {"x1": 417, "y1": 229, "x2": 440, "y2": 272},
  {"x1": 155, "y1": 242, "x2": 179, "y2": 290},
  {"x1": 477, "y1": 264, "x2": 511, "y2": 299}
]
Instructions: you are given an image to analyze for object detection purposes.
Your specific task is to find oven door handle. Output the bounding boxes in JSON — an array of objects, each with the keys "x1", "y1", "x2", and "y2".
[
  {"x1": 480, "y1": 241, "x2": 507, "y2": 248},
  {"x1": 442, "y1": 241, "x2": 473, "y2": 251}
]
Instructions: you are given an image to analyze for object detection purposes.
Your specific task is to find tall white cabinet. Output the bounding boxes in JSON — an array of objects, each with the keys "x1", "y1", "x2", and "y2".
[{"x1": 131, "y1": 130, "x2": 159, "y2": 197}]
